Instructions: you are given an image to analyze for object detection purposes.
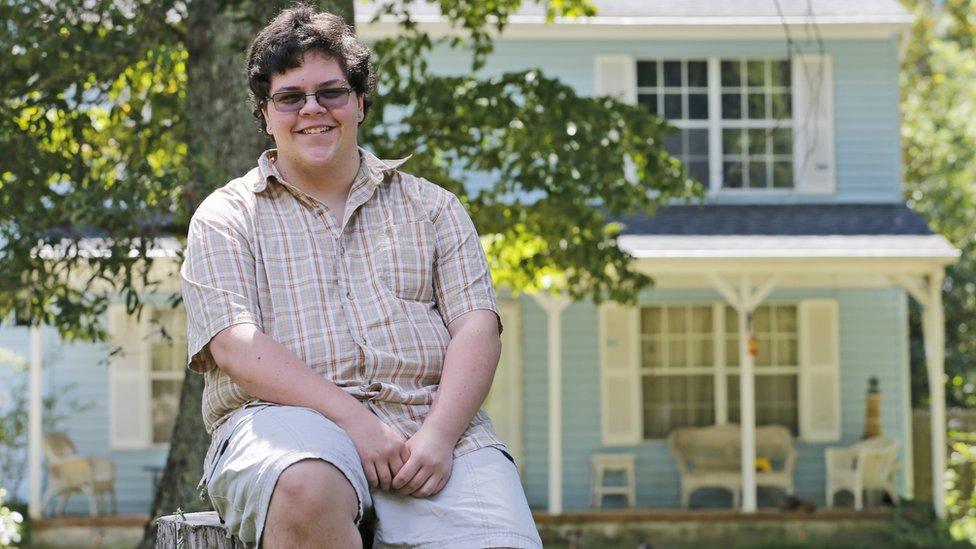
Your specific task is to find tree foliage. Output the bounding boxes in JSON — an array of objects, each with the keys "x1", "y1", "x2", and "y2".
[
  {"x1": 0, "y1": 0, "x2": 698, "y2": 342},
  {"x1": 1, "y1": 1, "x2": 702, "y2": 539},
  {"x1": 901, "y1": 0, "x2": 976, "y2": 408}
]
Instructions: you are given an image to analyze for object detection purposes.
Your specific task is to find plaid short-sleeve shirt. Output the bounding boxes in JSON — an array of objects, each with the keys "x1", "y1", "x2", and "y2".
[{"x1": 180, "y1": 148, "x2": 504, "y2": 457}]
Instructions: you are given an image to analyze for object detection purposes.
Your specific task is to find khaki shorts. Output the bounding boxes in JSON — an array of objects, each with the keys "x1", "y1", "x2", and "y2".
[{"x1": 201, "y1": 404, "x2": 542, "y2": 548}]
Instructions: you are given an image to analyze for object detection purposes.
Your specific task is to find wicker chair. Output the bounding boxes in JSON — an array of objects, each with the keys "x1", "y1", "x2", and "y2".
[
  {"x1": 41, "y1": 432, "x2": 117, "y2": 516},
  {"x1": 825, "y1": 436, "x2": 899, "y2": 510}
]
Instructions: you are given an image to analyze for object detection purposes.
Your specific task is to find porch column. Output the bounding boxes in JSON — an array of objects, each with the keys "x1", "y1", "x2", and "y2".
[
  {"x1": 531, "y1": 292, "x2": 570, "y2": 514},
  {"x1": 709, "y1": 274, "x2": 779, "y2": 512},
  {"x1": 896, "y1": 271, "x2": 947, "y2": 519},
  {"x1": 923, "y1": 271, "x2": 947, "y2": 519},
  {"x1": 28, "y1": 325, "x2": 43, "y2": 519}
]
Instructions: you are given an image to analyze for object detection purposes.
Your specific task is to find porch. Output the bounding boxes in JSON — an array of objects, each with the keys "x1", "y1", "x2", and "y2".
[
  {"x1": 524, "y1": 204, "x2": 959, "y2": 517},
  {"x1": 532, "y1": 507, "x2": 941, "y2": 548}
]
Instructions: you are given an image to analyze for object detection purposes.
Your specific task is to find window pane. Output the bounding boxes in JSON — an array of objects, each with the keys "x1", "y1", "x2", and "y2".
[
  {"x1": 755, "y1": 375, "x2": 799, "y2": 434},
  {"x1": 643, "y1": 375, "x2": 715, "y2": 438},
  {"x1": 747, "y1": 60, "x2": 766, "y2": 87},
  {"x1": 773, "y1": 161, "x2": 794, "y2": 188},
  {"x1": 721, "y1": 93, "x2": 742, "y2": 119},
  {"x1": 748, "y1": 160, "x2": 768, "y2": 189},
  {"x1": 688, "y1": 161, "x2": 710, "y2": 186},
  {"x1": 691, "y1": 306, "x2": 713, "y2": 332},
  {"x1": 771, "y1": 92, "x2": 792, "y2": 119},
  {"x1": 753, "y1": 307, "x2": 771, "y2": 332},
  {"x1": 755, "y1": 335, "x2": 773, "y2": 366},
  {"x1": 723, "y1": 129, "x2": 745, "y2": 156},
  {"x1": 721, "y1": 60, "x2": 741, "y2": 86},
  {"x1": 152, "y1": 380, "x2": 181, "y2": 444},
  {"x1": 642, "y1": 340, "x2": 662, "y2": 368},
  {"x1": 638, "y1": 93, "x2": 658, "y2": 115},
  {"x1": 690, "y1": 339, "x2": 714, "y2": 367},
  {"x1": 747, "y1": 129, "x2": 768, "y2": 155},
  {"x1": 669, "y1": 340, "x2": 688, "y2": 367},
  {"x1": 637, "y1": 60, "x2": 658, "y2": 87},
  {"x1": 664, "y1": 61, "x2": 682, "y2": 87},
  {"x1": 642, "y1": 306, "x2": 662, "y2": 334},
  {"x1": 688, "y1": 129, "x2": 709, "y2": 155},
  {"x1": 726, "y1": 338, "x2": 740, "y2": 367},
  {"x1": 151, "y1": 343, "x2": 183, "y2": 373},
  {"x1": 771, "y1": 60, "x2": 791, "y2": 87},
  {"x1": 748, "y1": 93, "x2": 766, "y2": 119},
  {"x1": 664, "y1": 131, "x2": 682, "y2": 156},
  {"x1": 776, "y1": 306, "x2": 797, "y2": 333},
  {"x1": 688, "y1": 61, "x2": 708, "y2": 87},
  {"x1": 772, "y1": 128, "x2": 793, "y2": 154},
  {"x1": 725, "y1": 306, "x2": 739, "y2": 332},
  {"x1": 664, "y1": 93, "x2": 683, "y2": 119},
  {"x1": 668, "y1": 307, "x2": 687, "y2": 333},
  {"x1": 723, "y1": 161, "x2": 744, "y2": 188},
  {"x1": 775, "y1": 338, "x2": 799, "y2": 365},
  {"x1": 688, "y1": 93, "x2": 708, "y2": 119}
]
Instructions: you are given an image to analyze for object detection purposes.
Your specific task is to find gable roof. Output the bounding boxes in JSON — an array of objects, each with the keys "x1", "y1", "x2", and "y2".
[{"x1": 355, "y1": 0, "x2": 911, "y2": 26}]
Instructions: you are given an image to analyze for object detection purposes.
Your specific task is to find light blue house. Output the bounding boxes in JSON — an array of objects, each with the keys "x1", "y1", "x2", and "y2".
[{"x1": 3, "y1": 0, "x2": 958, "y2": 522}]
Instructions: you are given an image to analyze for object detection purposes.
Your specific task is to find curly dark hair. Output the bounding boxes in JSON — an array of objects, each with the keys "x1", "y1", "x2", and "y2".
[{"x1": 245, "y1": 4, "x2": 375, "y2": 132}]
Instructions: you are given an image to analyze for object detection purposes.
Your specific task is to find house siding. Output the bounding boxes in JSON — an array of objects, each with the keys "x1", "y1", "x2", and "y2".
[
  {"x1": 0, "y1": 320, "x2": 167, "y2": 514},
  {"x1": 423, "y1": 37, "x2": 902, "y2": 204},
  {"x1": 519, "y1": 287, "x2": 911, "y2": 509}
]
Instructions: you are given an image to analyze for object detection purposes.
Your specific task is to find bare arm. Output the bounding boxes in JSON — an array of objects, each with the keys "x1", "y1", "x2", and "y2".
[
  {"x1": 210, "y1": 323, "x2": 409, "y2": 490},
  {"x1": 391, "y1": 309, "x2": 501, "y2": 496},
  {"x1": 425, "y1": 309, "x2": 501, "y2": 441}
]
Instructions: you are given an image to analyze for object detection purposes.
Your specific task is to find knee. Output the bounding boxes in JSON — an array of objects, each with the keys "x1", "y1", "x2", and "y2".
[{"x1": 272, "y1": 459, "x2": 358, "y2": 523}]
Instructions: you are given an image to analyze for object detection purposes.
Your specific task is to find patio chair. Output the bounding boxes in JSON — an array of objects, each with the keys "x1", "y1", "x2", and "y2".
[
  {"x1": 590, "y1": 453, "x2": 637, "y2": 508},
  {"x1": 825, "y1": 436, "x2": 899, "y2": 510},
  {"x1": 41, "y1": 432, "x2": 117, "y2": 516}
]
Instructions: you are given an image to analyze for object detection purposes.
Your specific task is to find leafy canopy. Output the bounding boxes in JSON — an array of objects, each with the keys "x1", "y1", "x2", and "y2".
[{"x1": 0, "y1": 0, "x2": 701, "y2": 339}]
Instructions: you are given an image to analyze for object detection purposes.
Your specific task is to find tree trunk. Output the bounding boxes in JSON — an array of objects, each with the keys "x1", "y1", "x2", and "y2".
[{"x1": 142, "y1": 1, "x2": 354, "y2": 546}]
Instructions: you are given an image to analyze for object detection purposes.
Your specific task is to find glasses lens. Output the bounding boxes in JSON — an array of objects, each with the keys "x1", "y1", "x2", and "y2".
[
  {"x1": 273, "y1": 92, "x2": 305, "y2": 112},
  {"x1": 314, "y1": 88, "x2": 350, "y2": 109}
]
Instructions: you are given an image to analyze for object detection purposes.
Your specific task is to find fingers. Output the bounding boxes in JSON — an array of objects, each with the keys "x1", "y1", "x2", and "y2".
[
  {"x1": 364, "y1": 461, "x2": 379, "y2": 491},
  {"x1": 410, "y1": 473, "x2": 442, "y2": 499},
  {"x1": 376, "y1": 459, "x2": 394, "y2": 491},
  {"x1": 392, "y1": 455, "x2": 421, "y2": 491}
]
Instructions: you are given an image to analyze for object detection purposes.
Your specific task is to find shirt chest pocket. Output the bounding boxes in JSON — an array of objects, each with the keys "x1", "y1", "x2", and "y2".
[{"x1": 377, "y1": 220, "x2": 436, "y2": 302}]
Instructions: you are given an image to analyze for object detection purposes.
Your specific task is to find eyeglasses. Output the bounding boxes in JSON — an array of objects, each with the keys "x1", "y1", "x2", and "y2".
[{"x1": 266, "y1": 86, "x2": 353, "y2": 112}]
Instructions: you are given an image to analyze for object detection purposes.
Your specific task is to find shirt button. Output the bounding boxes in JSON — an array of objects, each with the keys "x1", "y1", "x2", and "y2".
[
  {"x1": 346, "y1": 290, "x2": 353, "y2": 300},
  {"x1": 361, "y1": 336, "x2": 367, "y2": 345},
  {"x1": 338, "y1": 244, "x2": 345, "y2": 256}
]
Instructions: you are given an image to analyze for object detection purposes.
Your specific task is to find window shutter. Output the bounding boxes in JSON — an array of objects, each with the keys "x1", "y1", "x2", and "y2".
[
  {"x1": 594, "y1": 55, "x2": 636, "y2": 104},
  {"x1": 798, "y1": 299, "x2": 841, "y2": 442},
  {"x1": 599, "y1": 302, "x2": 641, "y2": 445},
  {"x1": 792, "y1": 54, "x2": 835, "y2": 194},
  {"x1": 108, "y1": 304, "x2": 150, "y2": 449}
]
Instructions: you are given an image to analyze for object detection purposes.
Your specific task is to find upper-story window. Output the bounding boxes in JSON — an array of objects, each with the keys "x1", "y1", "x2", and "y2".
[
  {"x1": 637, "y1": 60, "x2": 710, "y2": 186},
  {"x1": 635, "y1": 58, "x2": 796, "y2": 191}
]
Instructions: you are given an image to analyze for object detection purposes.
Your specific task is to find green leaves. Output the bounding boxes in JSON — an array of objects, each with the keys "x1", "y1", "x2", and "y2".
[{"x1": 0, "y1": 0, "x2": 700, "y2": 338}]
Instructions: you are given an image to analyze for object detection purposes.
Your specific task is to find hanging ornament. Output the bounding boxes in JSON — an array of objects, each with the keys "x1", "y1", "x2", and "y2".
[{"x1": 748, "y1": 334, "x2": 759, "y2": 358}]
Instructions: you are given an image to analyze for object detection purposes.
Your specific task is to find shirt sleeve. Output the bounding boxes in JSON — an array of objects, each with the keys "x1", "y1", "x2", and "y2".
[
  {"x1": 431, "y1": 194, "x2": 502, "y2": 334},
  {"x1": 180, "y1": 192, "x2": 262, "y2": 373}
]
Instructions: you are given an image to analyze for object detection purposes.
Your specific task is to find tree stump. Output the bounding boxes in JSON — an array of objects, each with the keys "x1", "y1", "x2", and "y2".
[{"x1": 154, "y1": 511, "x2": 244, "y2": 548}]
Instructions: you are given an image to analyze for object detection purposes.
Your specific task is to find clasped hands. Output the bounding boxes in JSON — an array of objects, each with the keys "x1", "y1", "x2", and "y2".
[{"x1": 342, "y1": 412, "x2": 454, "y2": 498}]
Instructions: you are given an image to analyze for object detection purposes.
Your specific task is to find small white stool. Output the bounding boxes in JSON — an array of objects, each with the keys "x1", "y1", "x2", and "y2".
[{"x1": 590, "y1": 453, "x2": 637, "y2": 508}]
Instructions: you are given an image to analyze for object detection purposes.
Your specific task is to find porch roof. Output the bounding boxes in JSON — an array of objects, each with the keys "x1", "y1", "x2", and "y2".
[{"x1": 617, "y1": 204, "x2": 959, "y2": 262}]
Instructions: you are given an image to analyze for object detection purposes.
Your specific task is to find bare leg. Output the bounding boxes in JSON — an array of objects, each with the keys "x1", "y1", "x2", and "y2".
[{"x1": 262, "y1": 459, "x2": 362, "y2": 549}]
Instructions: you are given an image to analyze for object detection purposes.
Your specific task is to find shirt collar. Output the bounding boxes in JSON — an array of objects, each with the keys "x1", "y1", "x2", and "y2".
[{"x1": 253, "y1": 147, "x2": 411, "y2": 193}]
